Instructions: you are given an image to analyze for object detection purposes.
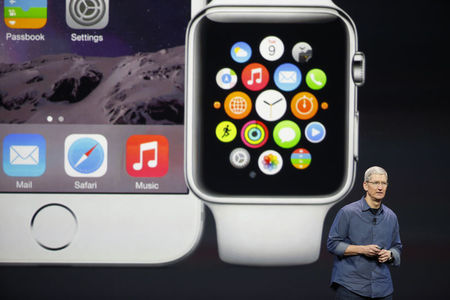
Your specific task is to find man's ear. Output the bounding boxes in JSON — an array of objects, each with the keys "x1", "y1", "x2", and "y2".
[{"x1": 363, "y1": 181, "x2": 368, "y2": 192}]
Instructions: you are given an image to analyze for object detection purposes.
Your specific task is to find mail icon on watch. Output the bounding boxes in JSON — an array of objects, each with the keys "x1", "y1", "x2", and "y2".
[
  {"x1": 274, "y1": 63, "x2": 302, "y2": 92},
  {"x1": 3, "y1": 134, "x2": 46, "y2": 177},
  {"x1": 279, "y1": 71, "x2": 297, "y2": 83}
]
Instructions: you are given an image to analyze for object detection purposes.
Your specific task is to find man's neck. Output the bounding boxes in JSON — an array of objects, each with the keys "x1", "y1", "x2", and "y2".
[{"x1": 365, "y1": 195, "x2": 382, "y2": 209}]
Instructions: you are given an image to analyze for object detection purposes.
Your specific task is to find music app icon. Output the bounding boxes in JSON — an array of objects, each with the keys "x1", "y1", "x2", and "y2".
[
  {"x1": 126, "y1": 135, "x2": 169, "y2": 177},
  {"x1": 242, "y1": 63, "x2": 269, "y2": 91}
]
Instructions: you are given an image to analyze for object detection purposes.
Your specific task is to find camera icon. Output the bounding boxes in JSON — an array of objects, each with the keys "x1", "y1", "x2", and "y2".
[{"x1": 66, "y1": 0, "x2": 109, "y2": 29}]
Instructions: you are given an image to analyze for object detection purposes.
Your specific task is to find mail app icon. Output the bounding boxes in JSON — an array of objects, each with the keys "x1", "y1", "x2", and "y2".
[
  {"x1": 10, "y1": 145, "x2": 39, "y2": 165},
  {"x1": 279, "y1": 71, "x2": 297, "y2": 83},
  {"x1": 274, "y1": 63, "x2": 302, "y2": 92},
  {"x1": 3, "y1": 133, "x2": 46, "y2": 177}
]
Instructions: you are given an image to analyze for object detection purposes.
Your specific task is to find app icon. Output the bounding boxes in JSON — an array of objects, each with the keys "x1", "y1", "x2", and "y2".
[
  {"x1": 291, "y1": 148, "x2": 311, "y2": 170},
  {"x1": 305, "y1": 122, "x2": 326, "y2": 143},
  {"x1": 4, "y1": 0, "x2": 47, "y2": 29},
  {"x1": 3, "y1": 134, "x2": 46, "y2": 177},
  {"x1": 224, "y1": 91, "x2": 252, "y2": 119},
  {"x1": 255, "y1": 90, "x2": 287, "y2": 122},
  {"x1": 241, "y1": 120, "x2": 268, "y2": 149},
  {"x1": 126, "y1": 135, "x2": 169, "y2": 177},
  {"x1": 274, "y1": 63, "x2": 302, "y2": 92},
  {"x1": 231, "y1": 41, "x2": 252, "y2": 63},
  {"x1": 258, "y1": 150, "x2": 283, "y2": 175},
  {"x1": 65, "y1": 134, "x2": 107, "y2": 177},
  {"x1": 259, "y1": 36, "x2": 284, "y2": 61},
  {"x1": 273, "y1": 120, "x2": 301, "y2": 149},
  {"x1": 291, "y1": 92, "x2": 319, "y2": 120},
  {"x1": 216, "y1": 68, "x2": 238, "y2": 90},
  {"x1": 292, "y1": 42, "x2": 313, "y2": 63},
  {"x1": 66, "y1": 0, "x2": 109, "y2": 29},
  {"x1": 306, "y1": 68, "x2": 327, "y2": 90},
  {"x1": 229, "y1": 148, "x2": 250, "y2": 169},
  {"x1": 216, "y1": 121, "x2": 237, "y2": 143},
  {"x1": 242, "y1": 63, "x2": 270, "y2": 91}
]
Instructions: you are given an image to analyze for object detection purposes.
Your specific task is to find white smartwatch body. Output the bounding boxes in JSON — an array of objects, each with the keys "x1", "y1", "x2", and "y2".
[{"x1": 186, "y1": 0, "x2": 364, "y2": 265}]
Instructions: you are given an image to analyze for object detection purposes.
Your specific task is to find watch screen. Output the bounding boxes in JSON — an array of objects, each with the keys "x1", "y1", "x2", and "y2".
[
  {"x1": 193, "y1": 11, "x2": 351, "y2": 196},
  {"x1": 0, "y1": 1, "x2": 189, "y2": 194}
]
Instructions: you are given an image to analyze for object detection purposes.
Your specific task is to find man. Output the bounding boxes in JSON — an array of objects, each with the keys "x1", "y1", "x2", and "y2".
[{"x1": 327, "y1": 166, "x2": 402, "y2": 299}]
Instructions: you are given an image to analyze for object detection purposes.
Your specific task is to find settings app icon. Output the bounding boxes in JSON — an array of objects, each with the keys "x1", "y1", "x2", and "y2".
[{"x1": 66, "y1": 0, "x2": 109, "y2": 29}]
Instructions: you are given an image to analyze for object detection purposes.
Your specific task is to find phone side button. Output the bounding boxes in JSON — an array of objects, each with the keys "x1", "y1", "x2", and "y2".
[{"x1": 30, "y1": 204, "x2": 78, "y2": 251}]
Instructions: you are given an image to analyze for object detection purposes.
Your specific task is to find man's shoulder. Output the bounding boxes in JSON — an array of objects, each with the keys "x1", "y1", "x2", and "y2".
[
  {"x1": 340, "y1": 199, "x2": 363, "y2": 214},
  {"x1": 382, "y1": 203, "x2": 398, "y2": 219}
]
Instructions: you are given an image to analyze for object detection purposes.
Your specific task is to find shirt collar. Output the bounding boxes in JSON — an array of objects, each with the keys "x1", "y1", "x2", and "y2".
[{"x1": 360, "y1": 196, "x2": 384, "y2": 213}]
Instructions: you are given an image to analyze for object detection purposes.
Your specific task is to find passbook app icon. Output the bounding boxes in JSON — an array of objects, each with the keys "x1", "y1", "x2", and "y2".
[
  {"x1": 4, "y1": 0, "x2": 47, "y2": 29},
  {"x1": 3, "y1": 133, "x2": 46, "y2": 177},
  {"x1": 126, "y1": 135, "x2": 169, "y2": 177}
]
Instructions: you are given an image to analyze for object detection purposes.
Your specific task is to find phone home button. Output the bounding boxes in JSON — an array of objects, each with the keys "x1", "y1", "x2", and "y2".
[{"x1": 31, "y1": 204, "x2": 78, "y2": 251}]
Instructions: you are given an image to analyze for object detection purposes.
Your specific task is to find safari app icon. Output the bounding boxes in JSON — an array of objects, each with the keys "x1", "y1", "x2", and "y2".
[
  {"x1": 66, "y1": 0, "x2": 109, "y2": 29},
  {"x1": 65, "y1": 134, "x2": 107, "y2": 177}
]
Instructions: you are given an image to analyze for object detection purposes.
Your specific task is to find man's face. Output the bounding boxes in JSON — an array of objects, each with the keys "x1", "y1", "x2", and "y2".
[{"x1": 363, "y1": 174, "x2": 388, "y2": 201}]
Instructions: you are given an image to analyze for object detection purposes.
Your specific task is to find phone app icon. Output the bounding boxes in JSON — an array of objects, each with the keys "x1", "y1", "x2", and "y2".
[
  {"x1": 4, "y1": 0, "x2": 47, "y2": 29},
  {"x1": 255, "y1": 89, "x2": 287, "y2": 122},
  {"x1": 3, "y1": 134, "x2": 46, "y2": 177},
  {"x1": 241, "y1": 120, "x2": 268, "y2": 149},
  {"x1": 126, "y1": 135, "x2": 169, "y2": 177},
  {"x1": 66, "y1": 0, "x2": 109, "y2": 29},
  {"x1": 65, "y1": 134, "x2": 107, "y2": 177},
  {"x1": 305, "y1": 122, "x2": 326, "y2": 143},
  {"x1": 216, "y1": 68, "x2": 238, "y2": 90},
  {"x1": 291, "y1": 148, "x2": 311, "y2": 170},
  {"x1": 242, "y1": 63, "x2": 269, "y2": 91},
  {"x1": 306, "y1": 69, "x2": 327, "y2": 90},
  {"x1": 291, "y1": 92, "x2": 319, "y2": 120},
  {"x1": 259, "y1": 36, "x2": 284, "y2": 61},
  {"x1": 292, "y1": 42, "x2": 313, "y2": 63},
  {"x1": 216, "y1": 121, "x2": 237, "y2": 143},
  {"x1": 258, "y1": 150, "x2": 283, "y2": 175},
  {"x1": 274, "y1": 63, "x2": 302, "y2": 92},
  {"x1": 224, "y1": 91, "x2": 252, "y2": 119},
  {"x1": 273, "y1": 120, "x2": 301, "y2": 149},
  {"x1": 231, "y1": 42, "x2": 252, "y2": 63}
]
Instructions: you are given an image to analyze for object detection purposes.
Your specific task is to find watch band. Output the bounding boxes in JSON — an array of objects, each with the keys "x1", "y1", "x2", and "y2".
[{"x1": 207, "y1": 202, "x2": 333, "y2": 266}]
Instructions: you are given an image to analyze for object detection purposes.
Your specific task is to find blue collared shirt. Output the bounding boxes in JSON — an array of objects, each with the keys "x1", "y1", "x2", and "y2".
[{"x1": 327, "y1": 197, "x2": 402, "y2": 298}]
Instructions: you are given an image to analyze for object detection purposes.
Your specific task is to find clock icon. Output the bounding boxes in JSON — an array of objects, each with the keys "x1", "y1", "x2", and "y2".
[
  {"x1": 291, "y1": 92, "x2": 319, "y2": 120},
  {"x1": 255, "y1": 89, "x2": 287, "y2": 121}
]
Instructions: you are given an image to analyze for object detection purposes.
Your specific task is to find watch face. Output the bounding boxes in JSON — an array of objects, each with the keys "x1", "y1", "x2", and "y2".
[{"x1": 190, "y1": 10, "x2": 352, "y2": 196}]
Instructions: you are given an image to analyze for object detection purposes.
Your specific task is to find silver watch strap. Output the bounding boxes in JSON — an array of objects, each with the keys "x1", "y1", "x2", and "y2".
[{"x1": 207, "y1": 202, "x2": 333, "y2": 266}]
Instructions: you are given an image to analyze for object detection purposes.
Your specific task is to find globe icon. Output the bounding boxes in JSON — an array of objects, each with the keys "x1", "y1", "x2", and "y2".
[{"x1": 230, "y1": 97, "x2": 247, "y2": 115}]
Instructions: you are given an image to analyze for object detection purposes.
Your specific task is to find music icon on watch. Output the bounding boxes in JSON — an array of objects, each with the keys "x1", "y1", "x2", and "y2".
[{"x1": 126, "y1": 135, "x2": 169, "y2": 177}]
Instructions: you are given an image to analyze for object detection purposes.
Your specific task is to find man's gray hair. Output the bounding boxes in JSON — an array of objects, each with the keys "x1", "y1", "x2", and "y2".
[{"x1": 364, "y1": 166, "x2": 388, "y2": 182}]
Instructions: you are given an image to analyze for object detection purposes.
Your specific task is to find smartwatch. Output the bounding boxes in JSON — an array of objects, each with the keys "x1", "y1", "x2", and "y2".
[{"x1": 186, "y1": 0, "x2": 365, "y2": 265}]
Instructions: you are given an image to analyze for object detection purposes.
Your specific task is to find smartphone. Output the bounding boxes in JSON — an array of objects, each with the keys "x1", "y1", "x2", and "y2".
[{"x1": 0, "y1": 0, "x2": 203, "y2": 264}]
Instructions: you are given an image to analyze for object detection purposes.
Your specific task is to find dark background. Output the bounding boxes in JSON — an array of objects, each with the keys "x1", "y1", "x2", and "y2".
[{"x1": 1, "y1": 0, "x2": 449, "y2": 299}]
